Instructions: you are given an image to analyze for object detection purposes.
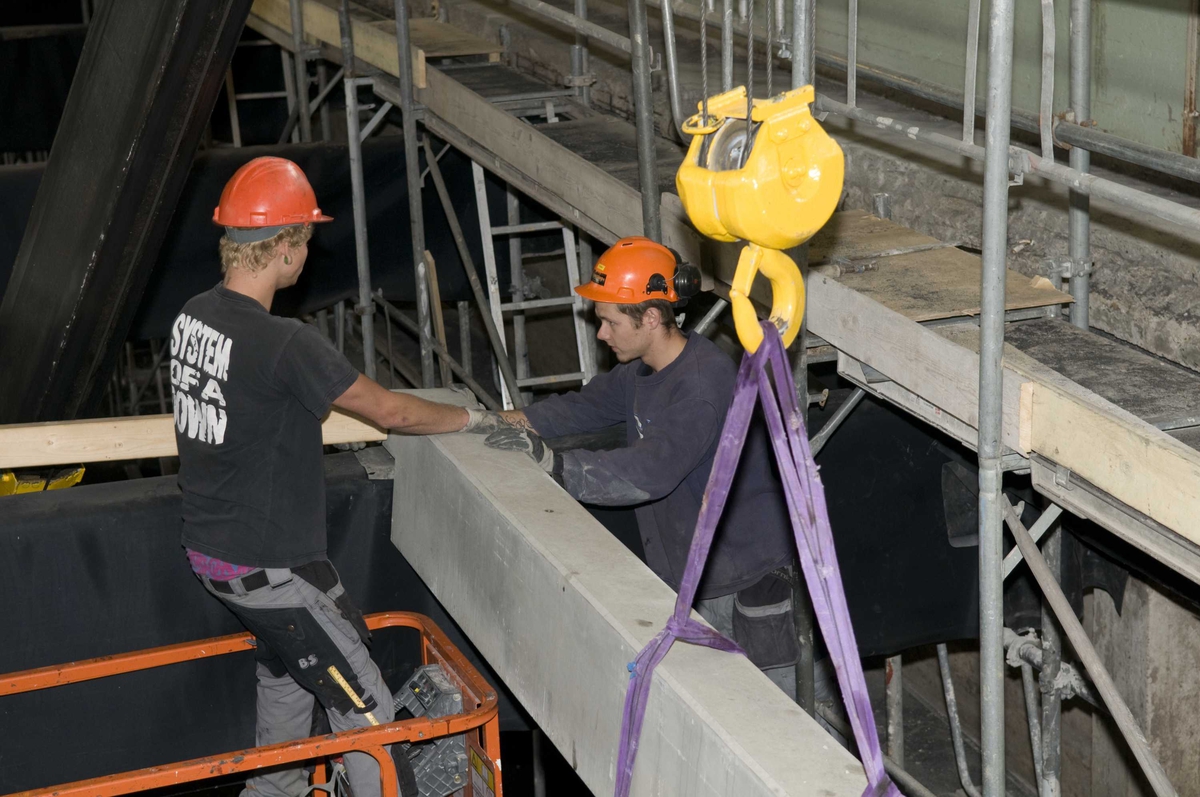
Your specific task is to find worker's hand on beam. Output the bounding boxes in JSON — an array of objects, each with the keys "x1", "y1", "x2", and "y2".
[
  {"x1": 484, "y1": 427, "x2": 559, "y2": 475},
  {"x1": 462, "y1": 407, "x2": 535, "y2": 435}
]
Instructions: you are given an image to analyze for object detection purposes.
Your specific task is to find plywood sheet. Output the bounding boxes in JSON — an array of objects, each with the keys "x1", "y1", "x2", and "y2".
[
  {"x1": 807, "y1": 275, "x2": 1026, "y2": 452},
  {"x1": 808, "y1": 210, "x2": 941, "y2": 264},
  {"x1": 1004, "y1": 319, "x2": 1200, "y2": 426},
  {"x1": 836, "y1": 246, "x2": 1070, "y2": 321},
  {"x1": 404, "y1": 18, "x2": 503, "y2": 57}
]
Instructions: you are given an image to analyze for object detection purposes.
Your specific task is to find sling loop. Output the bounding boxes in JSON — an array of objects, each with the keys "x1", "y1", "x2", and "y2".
[{"x1": 613, "y1": 320, "x2": 899, "y2": 797}]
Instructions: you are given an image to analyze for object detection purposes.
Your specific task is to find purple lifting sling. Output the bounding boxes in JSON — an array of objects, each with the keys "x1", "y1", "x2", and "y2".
[{"x1": 613, "y1": 321, "x2": 900, "y2": 797}]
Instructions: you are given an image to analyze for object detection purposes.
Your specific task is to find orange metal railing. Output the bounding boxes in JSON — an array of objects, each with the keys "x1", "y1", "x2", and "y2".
[{"x1": 0, "y1": 612, "x2": 502, "y2": 797}]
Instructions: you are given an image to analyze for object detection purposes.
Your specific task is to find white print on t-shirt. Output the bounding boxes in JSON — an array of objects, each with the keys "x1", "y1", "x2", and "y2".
[{"x1": 169, "y1": 312, "x2": 232, "y2": 445}]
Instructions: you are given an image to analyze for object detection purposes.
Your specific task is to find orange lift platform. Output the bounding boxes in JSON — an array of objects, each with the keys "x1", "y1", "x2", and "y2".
[{"x1": 0, "y1": 612, "x2": 502, "y2": 797}]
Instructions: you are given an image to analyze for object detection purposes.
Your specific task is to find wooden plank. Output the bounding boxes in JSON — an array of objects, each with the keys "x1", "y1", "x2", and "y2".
[
  {"x1": 387, "y1": 431, "x2": 868, "y2": 797},
  {"x1": 405, "y1": 18, "x2": 503, "y2": 57},
  {"x1": 807, "y1": 274, "x2": 1025, "y2": 452},
  {"x1": 0, "y1": 407, "x2": 387, "y2": 469},
  {"x1": 418, "y1": 66, "x2": 703, "y2": 265},
  {"x1": 834, "y1": 246, "x2": 1070, "y2": 322},
  {"x1": 1026, "y1": 380, "x2": 1200, "y2": 541},
  {"x1": 808, "y1": 210, "x2": 941, "y2": 264},
  {"x1": 423, "y1": 249, "x2": 453, "y2": 387}
]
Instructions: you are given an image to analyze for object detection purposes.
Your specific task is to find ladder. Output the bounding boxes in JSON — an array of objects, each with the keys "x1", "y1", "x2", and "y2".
[{"x1": 471, "y1": 161, "x2": 597, "y2": 409}]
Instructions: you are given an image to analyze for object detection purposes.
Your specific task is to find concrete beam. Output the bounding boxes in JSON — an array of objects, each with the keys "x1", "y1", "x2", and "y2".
[{"x1": 386, "y1": 430, "x2": 867, "y2": 796}]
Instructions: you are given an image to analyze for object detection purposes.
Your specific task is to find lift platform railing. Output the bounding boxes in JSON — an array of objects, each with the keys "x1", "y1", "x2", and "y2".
[{"x1": 0, "y1": 612, "x2": 502, "y2": 797}]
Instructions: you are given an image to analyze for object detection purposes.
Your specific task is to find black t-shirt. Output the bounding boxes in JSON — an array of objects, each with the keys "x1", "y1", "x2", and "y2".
[{"x1": 170, "y1": 284, "x2": 359, "y2": 568}]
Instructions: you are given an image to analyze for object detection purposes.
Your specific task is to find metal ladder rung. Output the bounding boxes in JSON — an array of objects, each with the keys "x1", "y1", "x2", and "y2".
[
  {"x1": 501, "y1": 296, "x2": 576, "y2": 311},
  {"x1": 234, "y1": 91, "x2": 291, "y2": 100},
  {"x1": 517, "y1": 372, "x2": 586, "y2": 388},
  {"x1": 490, "y1": 221, "x2": 563, "y2": 235}
]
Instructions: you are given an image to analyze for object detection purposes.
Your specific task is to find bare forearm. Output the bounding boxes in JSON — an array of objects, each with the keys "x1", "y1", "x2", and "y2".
[{"x1": 386, "y1": 394, "x2": 470, "y2": 434}]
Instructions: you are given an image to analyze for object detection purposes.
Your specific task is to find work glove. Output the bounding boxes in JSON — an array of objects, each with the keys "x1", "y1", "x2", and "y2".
[
  {"x1": 334, "y1": 441, "x2": 367, "y2": 451},
  {"x1": 462, "y1": 408, "x2": 512, "y2": 435},
  {"x1": 485, "y1": 427, "x2": 558, "y2": 474}
]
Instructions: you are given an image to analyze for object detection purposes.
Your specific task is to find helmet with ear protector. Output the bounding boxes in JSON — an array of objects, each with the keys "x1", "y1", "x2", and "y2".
[{"x1": 575, "y1": 236, "x2": 703, "y2": 306}]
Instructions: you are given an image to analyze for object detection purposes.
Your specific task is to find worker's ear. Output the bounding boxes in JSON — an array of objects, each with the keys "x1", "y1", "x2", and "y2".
[{"x1": 642, "y1": 306, "x2": 661, "y2": 331}]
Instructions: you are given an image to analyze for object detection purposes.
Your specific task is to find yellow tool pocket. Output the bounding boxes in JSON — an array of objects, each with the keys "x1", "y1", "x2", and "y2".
[{"x1": 675, "y1": 85, "x2": 843, "y2": 352}]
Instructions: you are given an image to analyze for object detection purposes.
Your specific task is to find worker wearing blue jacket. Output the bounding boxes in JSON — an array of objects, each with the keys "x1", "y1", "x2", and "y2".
[{"x1": 464, "y1": 236, "x2": 802, "y2": 697}]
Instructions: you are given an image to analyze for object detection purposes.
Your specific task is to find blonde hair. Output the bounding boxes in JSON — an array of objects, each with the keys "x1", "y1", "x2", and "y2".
[{"x1": 219, "y1": 224, "x2": 313, "y2": 274}]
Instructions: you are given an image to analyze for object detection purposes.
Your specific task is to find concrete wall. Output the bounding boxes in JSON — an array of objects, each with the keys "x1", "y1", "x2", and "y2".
[{"x1": 1091, "y1": 578, "x2": 1200, "y2": 797}]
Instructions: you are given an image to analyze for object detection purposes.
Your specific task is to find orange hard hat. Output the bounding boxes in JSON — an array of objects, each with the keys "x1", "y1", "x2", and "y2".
[
  {"x1": 575, "y1": 237, "x2": 701, "y2": 304},
  {"x1": 213, "y1": 156, "x2": 332, "y2": 243}
]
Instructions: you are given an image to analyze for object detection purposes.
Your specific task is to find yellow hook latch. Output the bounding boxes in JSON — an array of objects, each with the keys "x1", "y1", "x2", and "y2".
[{"x1": 675, "y1": 85, "x2": 843, "y2": 351}]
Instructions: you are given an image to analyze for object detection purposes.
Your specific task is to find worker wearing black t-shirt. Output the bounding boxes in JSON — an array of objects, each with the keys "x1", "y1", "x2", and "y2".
[
  {"x1": 172, "y1": 157, "x2": 468, "y2": 797},
  {"x1": 463, "y1": 237, "x2": 803, "y2": 700}
]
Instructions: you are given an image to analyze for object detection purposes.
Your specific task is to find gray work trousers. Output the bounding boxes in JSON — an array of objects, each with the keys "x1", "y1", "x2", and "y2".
[
  {"x1": 696, "y1": 591, "x2": 800, "y2": 700},
  {"x1": 695, "y1": 579, "x2": 838, "y2": 706},
  {"x1": 200, "y1": 564, "x2": 396, "y2": 797}
]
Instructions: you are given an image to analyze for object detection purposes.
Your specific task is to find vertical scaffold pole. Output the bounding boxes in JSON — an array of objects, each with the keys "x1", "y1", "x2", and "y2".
[
  {"x1": 394, "y1": 0, "x2": 437, "y2": 386},
  {"x1": 789, "y1": 0, "x2": 817, "y2": 718},
  {"x1": 628, "y1": 0, "x2": 661, "y2": 241},
  {"x1": 338, "y1": 1, "x2": 377, "y2": 380},
  {"x1": 1068, "y1": 0, "x2": 1092, "y2": 329},
  {"x1": 978, "y1": 0, "x2": 1016, "y2": 793}
]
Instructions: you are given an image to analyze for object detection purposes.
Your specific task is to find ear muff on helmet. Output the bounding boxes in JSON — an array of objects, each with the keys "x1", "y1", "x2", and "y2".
[{"x1": 645, "y1": 250, "x2": 703, "y2": 307}]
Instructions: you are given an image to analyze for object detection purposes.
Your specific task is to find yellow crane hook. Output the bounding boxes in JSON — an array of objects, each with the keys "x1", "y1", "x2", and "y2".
[{"x1": 675, "y1": 85, "x2": 843, "y2": 352}]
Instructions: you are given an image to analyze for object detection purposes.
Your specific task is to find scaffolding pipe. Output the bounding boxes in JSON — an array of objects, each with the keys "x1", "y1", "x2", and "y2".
[
  {"x1": 1021, "y1": 662, "x2": 1044, "y2": 786},
  {"x1": 661, "y1": 0, "x2": 689, "y2": 140},
  {"x1": 813, "y1": 93, "x2": 1200, "y2": 235},
  {"x1": 814, "y1": 48, "x2": 1200, "y2": 187},
  {"x1": 1068, "y1": 0, "x2": 1091, "y2": 330},
  {"x1": 372, "y1": 296, "x2": 503, "y2": 410},
  {"x1": 289, "y1": 0, "x2": 313, "y2": 142},
  {"x1": 506, "y1": 0, "x2": 631, "y2": 53},
  {"x1": 338, "y1": 7, "x2": 378, "y2": 381},
  {"x1": 692, "y1": 298, "x2": 730, "y2": 335},
  {"x1": 628, "y1": 0, "x2": 661, "y2": 241},
  {"x1": 1037, "y1": 0, "x2": 1054, "y2": 161},
  {"x1": 722, "y1": 0, "x2": 734, "y2": 91},
  {"x1": 963, "y1": 0, "x2": 981, "y2": 142},
  {"x1": 572, "y1": 0, "x2": 592, "y2": 105},
  {"x1": 791, "y1": 0, "x2": 814, "y2": 87},
  {"x1": 1039, "y1": 528, "x2": 1063, "y2": 797},
  {"x1": 977, "y1": 0, "x2": 1016, "y2": 794},
  {"x1": 846, "y1": 0, "x2": 858, "y2": 106},
  {"x1": 393, "y1": 0, "x2": 436, "y2": 386},
  {"x1": 809, "y1": 386, "x2": 865, "y2": 456},
  {"x1": 937, "y1": 644, "x2": 982, "y2": 797},
  {"x1": 1005, "y1": 500, "x2": 1178, "y2": 797}
]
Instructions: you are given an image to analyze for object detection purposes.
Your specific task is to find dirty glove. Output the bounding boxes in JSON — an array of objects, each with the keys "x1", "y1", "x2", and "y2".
[
  {"x1": 334, "y1": 441, "x2": 367, "y2": 451},
  {"x1": 462, "y1": 408, "x2": 512, "y2": 435},
  {"x1": 485, "y1": 427, "x2": 559, "y2": 474}
]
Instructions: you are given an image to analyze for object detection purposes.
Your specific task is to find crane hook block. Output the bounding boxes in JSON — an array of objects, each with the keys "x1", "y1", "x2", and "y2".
[
  {"x1": 730, "y1": 244, "x2": 805, "y2": 353},
  {"x1": 675, "y1": 85, "x2": 844, "y2": 250}
]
